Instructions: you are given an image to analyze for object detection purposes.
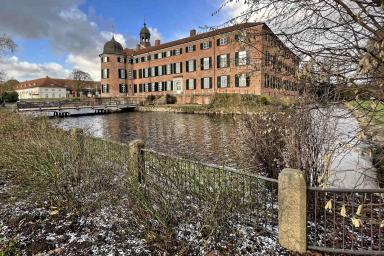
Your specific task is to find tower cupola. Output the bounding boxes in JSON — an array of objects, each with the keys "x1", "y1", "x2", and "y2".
[{"x1": 140, "y1": 22, "x2": 151, "y2": 47}]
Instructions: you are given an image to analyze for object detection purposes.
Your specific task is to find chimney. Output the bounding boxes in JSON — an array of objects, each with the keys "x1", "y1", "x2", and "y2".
[
  {"x1": 190, "y1": 29, "x2": 196, "y2": 37},
  {"x1": 155, "y1": 39, "x2": 161, "y2": 46}
]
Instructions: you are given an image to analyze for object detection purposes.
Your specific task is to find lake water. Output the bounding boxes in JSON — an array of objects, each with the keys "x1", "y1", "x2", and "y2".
[
  {"x1": 55, "y1": 112, "x2": 240, "y2": 166},
  {"x1": 54, "y1": 109, "x2": 379, "y2": 189}
]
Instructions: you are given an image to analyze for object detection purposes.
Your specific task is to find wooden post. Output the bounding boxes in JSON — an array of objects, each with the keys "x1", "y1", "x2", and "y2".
[{"x1": 128, "y1": 139, "x2": 145, "y2": 183}]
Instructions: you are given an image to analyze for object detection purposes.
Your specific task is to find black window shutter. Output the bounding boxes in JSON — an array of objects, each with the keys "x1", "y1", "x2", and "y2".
[
  {"x1": 180, "y1": 62, "x2": 183, "y2": 73},
  {"x1": 235, "y1": 75, "x2": 239, "y2": 87},
  {"x1": 193, "y1": 45, "x2": 196, "y2": 51},
  {"x1": 209, "y1": 77, "x2": 212, "y2": 88},
  {"x1": 194, "y1": 60, "x2": 196, "y2": 70},
  {"x1": 107, "y1": 69, "x2": 109, "y2": 78},
  {"x1": 235, "y1": 52, "x2": 239, "y2": 66},
  {"x1": 217, "y1": 39, "x2": 220, "y2": 46},
  {"x1": 180, "y1": 48, "x2": 183, "y2": 54},
  {"x1": 107, "y1": 57, "x2": 110, "y2": 62},
  {"x1": 217, "y1": 55, "x2": 220, "y2": 68},
  {"x1": 209, "y1": 57, "x2": 212, "y2": 68},
  {"x1": 200, "y1": 43, "x2": 203, "y2": 50},
  {"x1": 227, "y1": 54, "x2": 230, "y2": 66},
  {"x1": 247, "y1": 76, "x2": 250, "y2": 87},
  {"x1": 209, "y1": 41, "x2": 212, "y2": 48},
  {"x1": 227, "y1": 75, "x2": 231, "y2": 87},
  {"x1": 217, "y1": 76, "x2": 221, "y2": 88},
  {"x1": 201, "y1": 78, "x2": 204, "y2": 89},
  {"x1": 186, "y1": 61, "x2": 189, "y2": 72},
  {"x1": 200, "y1": 58, "x2": 204, "y2": 70},
  {"x1": 194, "y1": 79, "x2": 196, "y2": 89},
  {"x1": 186, "y1": 46, "x2": 188, "y2": 52}
]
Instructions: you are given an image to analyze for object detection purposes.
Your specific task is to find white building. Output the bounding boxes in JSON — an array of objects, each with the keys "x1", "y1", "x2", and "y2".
[
  {"x1": 15, "y1": 76, "x2": 101, "y2": 99},
  {"x1": 16, "y1": 76, "x2": 67, "y2": 99}
]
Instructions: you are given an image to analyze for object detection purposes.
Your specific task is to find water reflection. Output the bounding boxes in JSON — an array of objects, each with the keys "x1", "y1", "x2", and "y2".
[{"x1": 56, "y1": 112, "x2": 239, "y2": 166}]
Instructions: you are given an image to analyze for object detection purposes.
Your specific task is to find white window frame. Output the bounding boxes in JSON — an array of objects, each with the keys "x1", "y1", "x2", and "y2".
[
  {"x1": 220, "y1": 54, "x2": 228, "y2": 68},
  {"x1": 166, "y1": 64, "x2": 172, "y2": 75},
  {"x1": 238, "y1": 51, "x2": 248, "y2": 66},
  {"x1": 119, "y1": 69, "x2": 126, "y2": 79},
  {"x1": 188, "y1": 79, "x2": 195, "y2": 90},
  {"x1": 167, "y1": 81, "x2": 172, "y2": 91},
  {"x1": 187, "y1": 45, "x2": 194, "y2": 52},
  {"x1": 102, "y1": 69, "x2": 108, "y2": 79},
  {"x1": 188, "y1": 60, "x2": 195, "y2": 72},
  {"x1": 203, "y1": 57, "x2": 210, "y2": 70},
  {"x1": 239, "y1": 74, "x2": 247, "y2": 87},
  {"x1": 174, "y1": 49, "x2": 180, "y2": 55},
  {"x1": 166, "y1": 51, "x2": 171, "y2": 57},
  {"x1": 220, "y1": 76, "x2": 228, "y2": 88},
  {"x1": 102, "y1": 84, "x2": 109, "y2": 93},
  {"x1": 219, "y1": 37, "x2": 228, "y2": 46},
  {"x1": 102, "y1": 56, "x2": 108, "y2": 62},
  {"x1": 175, "y1": 62, "x2": 181, "y2": 74},
  {"x1": 158, "y1": 66, "x2": 163, "y2": 76},
  {"x1": 203, "y1": 77, "x2": 211, "y2": 89},
  {"x1": 202, "y1": 41, "x2": 210, "y2": 50}
]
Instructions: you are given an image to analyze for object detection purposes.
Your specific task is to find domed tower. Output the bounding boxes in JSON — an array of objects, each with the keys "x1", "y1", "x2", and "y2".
[
  {"x1": 100, "y1": 36, "x2": 128, "y2": 97},
  {"x1": 140, "y1": 22, "x2": 151, "y2": 48}
]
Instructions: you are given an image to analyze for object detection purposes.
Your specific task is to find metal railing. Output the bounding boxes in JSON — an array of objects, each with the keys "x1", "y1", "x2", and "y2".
[
  {"x1": 141, "y1": 148, "x2": 279, "y2": 232},
  {"x1": 307, "y1": 187, "x2": 384, "y2": 255}
]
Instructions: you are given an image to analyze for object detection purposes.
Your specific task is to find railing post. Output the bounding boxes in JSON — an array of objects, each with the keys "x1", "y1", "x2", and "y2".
[
  {"x1": 129, "y1": 139, "x2": 145, "y2": 183},
  {"x1": 278, "y1": 168, "x2": 307, "y2": 254}
]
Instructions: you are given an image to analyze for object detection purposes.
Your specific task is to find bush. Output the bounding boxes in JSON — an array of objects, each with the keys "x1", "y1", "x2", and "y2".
[
  {"x1": 146, "y1": 95, "x2": 156, "y2": 104},
  {"x1": 165, "y1": 94, "x2": 177, "y2": 104},
  {"x1": 1, "y1": 91, "x2": 19, "y2": 103},
  {"x1": 0, "y1": 110, "x2": 130, "y2": 213}
]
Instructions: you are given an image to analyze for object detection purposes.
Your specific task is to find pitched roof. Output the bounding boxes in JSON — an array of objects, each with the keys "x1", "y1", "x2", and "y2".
[
  {"x1": 16, "y1": 76, "x2": 101, "y2": 90},
  {"x1": 131, "y1": 22, "x2": 265, "y2": 56}
]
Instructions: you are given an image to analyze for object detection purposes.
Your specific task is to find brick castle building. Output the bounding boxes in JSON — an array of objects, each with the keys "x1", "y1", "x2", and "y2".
[{"x1": 100, "y1": 22, "x2": 299, "y2": 100}]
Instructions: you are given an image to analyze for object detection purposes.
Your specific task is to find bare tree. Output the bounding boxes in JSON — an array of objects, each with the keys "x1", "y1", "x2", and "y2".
[
  {"x1": 218, "y1": 0, "x2": 384, "y2": 101},
  {"x1": 0, "y1": 34, "x2": 17, "y2": 84},
  {"x1": 217, "y1": 1, "x2": 384, "y2": 188},
  {"x1": 69, "y1": 69, "x2": 92, "y2": 97}
]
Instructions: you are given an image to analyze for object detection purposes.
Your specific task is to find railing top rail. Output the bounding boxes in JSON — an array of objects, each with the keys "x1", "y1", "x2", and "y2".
[
  {"x1": 142, "y1": 148, "x2": 278, "y2": 183},
  {"x1": 308, "y1": 186, "x2": 384, "y2": 193}
]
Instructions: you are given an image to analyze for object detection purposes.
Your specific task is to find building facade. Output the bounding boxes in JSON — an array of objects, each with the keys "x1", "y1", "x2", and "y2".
[
  {"x1": 100, "y1": 22, "x2": 299, "y2": 99},
  {"x1": 15, "y1": 76, "x2": 101, "y2": 99}
]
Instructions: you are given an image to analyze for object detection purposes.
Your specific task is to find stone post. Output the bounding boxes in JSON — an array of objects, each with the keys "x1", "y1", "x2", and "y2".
[
  {"x1": 128, "y1": 139, "x2": 145, "y2": 183},
  {"x1": 278, "y1": 168, "x2": 307, "y2": 254}
]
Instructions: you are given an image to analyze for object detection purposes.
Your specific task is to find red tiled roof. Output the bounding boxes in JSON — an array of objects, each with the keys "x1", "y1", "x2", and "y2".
[
  {"x1": 131, "y1": 22, "x2": 265, "y2": 56},
  {"x1": 16, "y1": 77, "x2": 101, "y2": 90}
]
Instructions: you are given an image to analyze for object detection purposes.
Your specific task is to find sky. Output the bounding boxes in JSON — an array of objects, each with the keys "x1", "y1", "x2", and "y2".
[{"x1": 0, "y1": 0, "x2": 248, "y2": 82}]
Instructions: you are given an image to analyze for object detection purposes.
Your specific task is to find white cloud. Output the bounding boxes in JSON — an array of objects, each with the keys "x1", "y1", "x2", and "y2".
[
  {"x1": 0, "y1": 56, "x2": 71, "y2": 81},
  {"x1": 148, "y1": 27, "x2": 163, "y2": 44},
  {"x1": 66, "y1": 54, "x2": 100, "y2": 80},
  {"x1": 0, "y1": 0, "x2": 164, "y2": 81},
  {"x1": 100, "y1": 31, "x2": 127, "y2": 48}
]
